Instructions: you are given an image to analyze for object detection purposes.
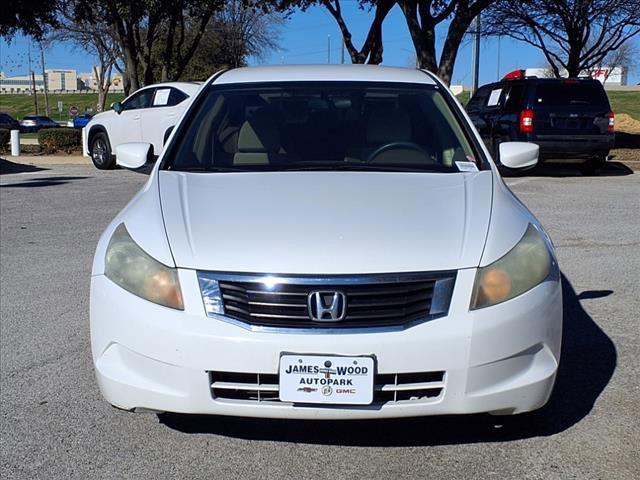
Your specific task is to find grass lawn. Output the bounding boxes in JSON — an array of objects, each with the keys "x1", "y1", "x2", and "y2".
[
  {"x1": 607, "y1": 91, "x2": 640, "y2": 121},
  {"x1": 455, "y1": 90, "x2": 471, "y2": 105},
  {"x1": 0, "y1": 92, "x2": 125, "y2": 121}
]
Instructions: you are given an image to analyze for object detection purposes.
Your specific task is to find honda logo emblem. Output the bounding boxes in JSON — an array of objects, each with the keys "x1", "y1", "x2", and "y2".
[{"x1": 307, "y1": 291, "x2": 347, "y2": 322}]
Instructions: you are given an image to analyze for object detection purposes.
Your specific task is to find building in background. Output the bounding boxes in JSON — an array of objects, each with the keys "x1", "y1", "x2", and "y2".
[
  {"x1": 0, "y1": 69, "x2": 78, "y2": 93},
  {"x1": 0, "y1": 69, "x2": 125, "y2": 94},
  {"x1": 524, "y1": 66, "x2": 628, "y2": 86},
  {"x1": 77, "y1": 68, "x2": 125, "y2": 93},
  {"x1": 0, "y1": 72, "x2": 45, "y2": 93},
  {"x1": 46, "y1": 69, "x2": 78, "y2": 91}
]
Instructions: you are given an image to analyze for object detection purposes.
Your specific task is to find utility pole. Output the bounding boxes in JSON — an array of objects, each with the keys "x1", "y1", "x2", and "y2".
[
  {"x1": 471, "y1": 15, "x2": 481, "y2": 94},
  {"x1": 28, "y1": 43, "x2": 39, "y2": 115},
  {"x1": 341, "y1": 38, "x2": 345, "y2": 64},
  {"x1": 31, "y1": 72, "x2": 39, "y2": 115},
  {"x1": 327, "y1": 35, "x2": 331, "y2": 64},
  {"x1": 40, "y1": 45, "x2": 50, "y2": 116},
  {"x1": 496, "y1": 36, "x2": 501, "y2": 80}
]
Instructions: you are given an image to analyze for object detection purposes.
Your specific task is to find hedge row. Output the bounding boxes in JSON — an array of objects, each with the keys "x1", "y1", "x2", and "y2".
[
  {"x1": 38, "y1": 128, "x2": 82, "y2": 154},
  {"x1": 0, "y1": 129, "x2": 9, "y2": 153}
]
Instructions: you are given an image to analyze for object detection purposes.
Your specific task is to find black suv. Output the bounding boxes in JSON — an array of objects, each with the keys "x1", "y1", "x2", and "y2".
[{"x1": 466, "y1": 70, "x2": 614, "y2": 174}]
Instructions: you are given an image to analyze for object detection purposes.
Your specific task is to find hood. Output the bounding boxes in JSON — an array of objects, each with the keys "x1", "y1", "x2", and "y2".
[
  {"x1": 158, "y1": 171, "x2": 493, "y2": 274},
  {"x1": 89, "y1": 110, "x2": 113, "y2": 122}
]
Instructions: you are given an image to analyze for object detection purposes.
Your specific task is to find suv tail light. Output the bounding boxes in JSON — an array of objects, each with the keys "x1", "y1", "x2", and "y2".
[
  {"x1": 607, "y1": 111, "x2": 615, "y2": 133},
  {"x1": 519, "y1": 109, "x2": 535, "y2": 133}
]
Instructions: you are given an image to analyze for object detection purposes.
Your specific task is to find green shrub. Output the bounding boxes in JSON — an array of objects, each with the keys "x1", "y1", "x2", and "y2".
[
  {"x1": 21, "y1": 144, "x2": 43, "y2": 155},
  {"x1": 38, "y1": 128, "x2": 81, "y2": 154},
  {"x1": 0, "y1": 129, "x2": 9, "y2": 153}
]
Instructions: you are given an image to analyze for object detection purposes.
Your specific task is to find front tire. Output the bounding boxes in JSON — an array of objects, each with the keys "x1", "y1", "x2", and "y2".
[{"x1": 90, "y1": 132, "x2": 115, "y2": 170}]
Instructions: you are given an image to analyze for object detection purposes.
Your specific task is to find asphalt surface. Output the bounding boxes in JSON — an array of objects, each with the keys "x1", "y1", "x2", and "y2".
[{"x1": 1, "y1": 160, "x2": 639, "y2": 479}]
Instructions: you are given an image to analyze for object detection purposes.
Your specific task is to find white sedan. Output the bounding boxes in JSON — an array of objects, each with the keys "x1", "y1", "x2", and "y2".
[
  {"x1": 90, "y1": 65, "x2": 562, "y2": 419},
  {"x1": 83, "y1": 82, "x2": 201, "y2": 169}
]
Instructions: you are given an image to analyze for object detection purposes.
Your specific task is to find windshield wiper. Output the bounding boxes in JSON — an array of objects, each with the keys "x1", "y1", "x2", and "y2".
[
  {"x1": 171, "y1": 166, "x2": 251, "y2": 172},
  {"x1": 281, "y1": 164, "x2": 444, "y2": 172}
]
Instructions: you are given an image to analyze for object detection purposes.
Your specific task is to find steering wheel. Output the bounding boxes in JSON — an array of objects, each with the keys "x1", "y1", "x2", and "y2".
[{"x1": 366, "y1": 141, "x2": 430, "y2": 163}]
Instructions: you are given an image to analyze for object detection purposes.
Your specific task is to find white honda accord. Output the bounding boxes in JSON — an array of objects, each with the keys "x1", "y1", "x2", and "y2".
[{"x1": 90, "y1": 65, "x2": 562, "y2": 419}]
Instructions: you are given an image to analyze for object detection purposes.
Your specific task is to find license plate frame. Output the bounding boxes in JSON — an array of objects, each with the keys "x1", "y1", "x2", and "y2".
[{"x1": 279, "y1": 353, "x2": 375, "y2": 405}]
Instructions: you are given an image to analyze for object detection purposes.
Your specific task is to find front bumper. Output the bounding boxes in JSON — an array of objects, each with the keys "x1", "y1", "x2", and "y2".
[{"x1": 90, "y1": 268, "x2": 562, "y2": 419}]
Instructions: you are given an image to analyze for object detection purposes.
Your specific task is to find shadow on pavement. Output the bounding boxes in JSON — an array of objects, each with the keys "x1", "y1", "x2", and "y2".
[
  {"x1": 0, "y1": 176, "x2": 88, "y2": 188},
  {"x1": 158, "y1": 273, "x2": 617, "y2": 445},
  {"x1": 577, "y1": 290, "x2": 613, "y2": 301},
  {"x1": 0, "y1": 158, "x2": 49, "y2": 175},
  {"x1": 517, "y1": 161, "x2": 633, "y2": 178},
  {"x1": 614, "y1": 132, "x2": 640, "y2": 149}
]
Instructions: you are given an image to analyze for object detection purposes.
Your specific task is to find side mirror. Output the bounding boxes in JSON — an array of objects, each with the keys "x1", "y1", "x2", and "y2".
[
  {"x1": 116, "y1": 143, "x2": 152, "y2": 169},
  {"x1": 498, "y1": 142, "x2": 539, "y2": 169},
  {"x1": 112, "y1": 102, "x2": 123, "y2": 114}
]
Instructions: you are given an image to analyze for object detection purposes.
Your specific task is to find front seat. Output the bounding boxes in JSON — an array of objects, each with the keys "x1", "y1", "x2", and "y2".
[{"x1": 233, "y1": 108, "x2": 282, "y2": 166}]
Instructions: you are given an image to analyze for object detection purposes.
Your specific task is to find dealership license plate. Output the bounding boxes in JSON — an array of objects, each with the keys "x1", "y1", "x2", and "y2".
[{"x1": 279, "y1": 354, "x2": 374, "y2": 405}]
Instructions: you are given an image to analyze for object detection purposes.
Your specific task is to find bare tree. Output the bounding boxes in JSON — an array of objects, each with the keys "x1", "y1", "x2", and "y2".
[
  {"x1": 74, "y1": 0, "x2": 223, "y2": 92},
  {"x1": 318, "y1": 0, "x2": 395, "y2": 64},
  {"x1": 213, "y1": 0, "x2": 284, "y2": 68},
  {"x1": 395, "y1": 0, "x2": 496, "y2": 85},
  {"x1": 266, "y1": 0, "x2": 394, "y2": 64},
  {"x1": 484, "y1": 0, "x2": 640, "y2": 78},
  {"x1": 50, "y1": 1, "x2": 121, "y2": 111},
  {"x1": 589, "y1": 42, "x2": 637, "y2": 84}
]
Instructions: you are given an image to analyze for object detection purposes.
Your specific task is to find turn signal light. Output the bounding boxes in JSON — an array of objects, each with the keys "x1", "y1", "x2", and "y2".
[{"x1": 519, "y1": 109, "x2": 535, "y2": 133}]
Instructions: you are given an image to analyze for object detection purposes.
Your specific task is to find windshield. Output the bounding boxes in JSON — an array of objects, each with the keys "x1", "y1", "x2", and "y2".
[{"x1": 163, "y1": 82, "x2": 480, "y2": 173}]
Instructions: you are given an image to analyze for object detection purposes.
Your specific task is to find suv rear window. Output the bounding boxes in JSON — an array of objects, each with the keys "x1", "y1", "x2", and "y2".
[{"x1": 534, "y1": 82, "x2": 608, "y2": 107}]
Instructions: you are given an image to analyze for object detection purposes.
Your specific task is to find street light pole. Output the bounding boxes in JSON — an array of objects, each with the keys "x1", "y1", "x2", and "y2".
[
  {"x1": 496, "y1": 36, "x2": 501, "y2": 80},
  {"x1": 40, "y1": 45, "x2": 50, "y2": 116},
  {"x1": 471, "y1": 15, "x2": 481, "y2": 94}
]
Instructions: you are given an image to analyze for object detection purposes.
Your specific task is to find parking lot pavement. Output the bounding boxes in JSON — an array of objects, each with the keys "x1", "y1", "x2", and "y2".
[{"x1": 1, "y1": 163, "x2": 638, "y2": 480}]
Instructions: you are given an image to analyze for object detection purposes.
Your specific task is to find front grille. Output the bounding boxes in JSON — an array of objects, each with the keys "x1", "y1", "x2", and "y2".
[
  {"x1": 209, "y1": 370, "x2": 445, "y2": 405},
  {"x1": 215, "y1": 272, "x2": 456, "y2": 329}
]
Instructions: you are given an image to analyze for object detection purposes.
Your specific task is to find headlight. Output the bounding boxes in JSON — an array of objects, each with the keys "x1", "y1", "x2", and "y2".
[
  {"x1": 471, "y1": 224, "x2": 553, "y2": 309},
  {"x1": 105, "y1": 224, "x2": 183, "y2": 310}
]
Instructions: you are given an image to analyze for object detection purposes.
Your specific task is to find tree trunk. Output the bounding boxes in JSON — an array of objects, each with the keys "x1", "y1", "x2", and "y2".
[
  {"x1": 437, "y1": 11, "x2": 474, "y2": 85},
  {"x1": 322, "y1": 0, "x2": 393, "y2": 65},
  {"x1": 399, "y1": 1, "x2": 437, "y2": 72},
  {"x1": 416, "y1": 29, "x2": 438, "y2": 72},
  {"x1": 123, "y1": 48, "x2": 139, "y2": 92},
  {"x1": 566, "y1": 46, "x2": 583, "y2": 77}
]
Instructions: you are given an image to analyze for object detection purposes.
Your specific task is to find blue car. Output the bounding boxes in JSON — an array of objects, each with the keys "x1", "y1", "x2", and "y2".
[
  {"x1": 19, "y1": 115, "x2": 59, "y2": 133},
  {"x1": 71, "y1": 114, "x2": 93, "y2": 129}
]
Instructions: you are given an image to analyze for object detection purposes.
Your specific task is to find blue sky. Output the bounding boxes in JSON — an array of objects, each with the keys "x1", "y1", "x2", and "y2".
[{"x1": 1, "y1": 4, "x2": 638, "y2": 86}]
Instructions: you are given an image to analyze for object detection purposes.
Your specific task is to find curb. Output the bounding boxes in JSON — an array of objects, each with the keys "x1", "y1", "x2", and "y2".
[{"x1": 1, "y1": 155, "x2": 91, "y2": 166}]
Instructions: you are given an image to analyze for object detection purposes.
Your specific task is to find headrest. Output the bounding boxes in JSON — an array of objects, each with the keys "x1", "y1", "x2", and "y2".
[
  {"x1": 237, "y1": 108, "x2": 280, "y2": 153},
  {"x1": 366, "y1": 110, "x2": 412, "y2": 144}
]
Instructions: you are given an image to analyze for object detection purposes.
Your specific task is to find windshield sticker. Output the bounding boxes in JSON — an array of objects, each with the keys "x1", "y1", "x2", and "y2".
[{"x1": 455, "y1": 161, "x2": 479, "y2": 172}]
